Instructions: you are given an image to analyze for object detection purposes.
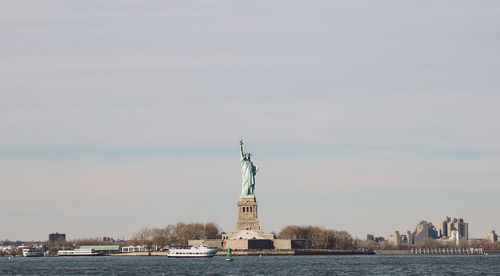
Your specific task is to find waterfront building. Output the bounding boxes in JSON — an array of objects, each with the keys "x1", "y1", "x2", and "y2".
[
  {"x1": 486, "y1": 230, "x2": 498, "y2": 243},
  {"x1": 413, "y1": 220, "x2": 438, "y2": 245},
  {"x1": 49, "y1": 233, "x2": 66, "y2": 243},
  {"x1": 79, "y1": 245, "x2": 120, "y2": 255},
  {"x1": 122, "y1": 245, "x2": 148, "y2": 253}
]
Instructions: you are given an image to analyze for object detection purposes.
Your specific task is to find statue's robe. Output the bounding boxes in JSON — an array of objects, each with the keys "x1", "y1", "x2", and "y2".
[{"x1": 240, "y1": 157, "x2": 258, "y2": 197}]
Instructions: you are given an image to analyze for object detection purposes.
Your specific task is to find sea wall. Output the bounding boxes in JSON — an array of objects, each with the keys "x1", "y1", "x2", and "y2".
[{"x1": 374, "y1": 250, "x2": 412, "y2": 255}]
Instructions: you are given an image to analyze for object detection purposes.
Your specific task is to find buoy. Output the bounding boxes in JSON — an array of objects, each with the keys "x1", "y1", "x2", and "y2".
[{"x1": 225, "y1": 248, "x2": 233, "y2": 261}]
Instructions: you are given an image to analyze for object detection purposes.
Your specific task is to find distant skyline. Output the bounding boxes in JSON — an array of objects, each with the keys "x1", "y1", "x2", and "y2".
[{"x1": 1, "y1": 1, "x2": 500, "y2": 241}]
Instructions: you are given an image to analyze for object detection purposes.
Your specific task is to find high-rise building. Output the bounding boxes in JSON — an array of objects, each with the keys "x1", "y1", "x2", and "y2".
[
  {"x1": 486, "y1": 230, "x2": 498, "y2": 243},
  {"x1": 413, "y1": 220, "x2": 438, "y2": 244},
  {"x1": 388, "y1": 230, "x2": 414, "y2": 246},
  {"x1": 440, "y1": 217, "x2": 469, "y2": 240},
  {"x1": 440, "y1": 216, "x2": 450, "y2": 237},
  {"x1": 388, "y1": 231, "x2": 401, "y2": 246},
  {"x1": 404, "y1": 231, "x2": 414, "y2": 245},
  {"x1": 49, "y1": 232, "x2": 66, "y2": 242}
]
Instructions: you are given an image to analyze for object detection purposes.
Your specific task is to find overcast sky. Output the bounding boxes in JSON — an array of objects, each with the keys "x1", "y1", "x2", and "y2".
[{"x1": 1, "y1": 0, "x2": 500, "y2": 241}]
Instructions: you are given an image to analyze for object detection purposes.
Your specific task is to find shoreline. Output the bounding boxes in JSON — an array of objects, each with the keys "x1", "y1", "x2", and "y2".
[{"x1": 111, "y1": 250, "x2": 374, "y2": 257}]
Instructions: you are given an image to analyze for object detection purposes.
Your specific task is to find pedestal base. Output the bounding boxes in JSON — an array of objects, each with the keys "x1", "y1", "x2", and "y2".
[{"x1": 221, "y1": 197, "x2": 275, "y2": 240}]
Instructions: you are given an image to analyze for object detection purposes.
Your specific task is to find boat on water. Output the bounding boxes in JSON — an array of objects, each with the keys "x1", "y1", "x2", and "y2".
[
  {"x1": 168, "y1": 245, "x2": 220, "y2": 258},
  {"x1": 22, "y1": 248, "x2": 45, "y2": 257},
  {"x1": 58, "y1": 248, "x2": 103, "y2": 256}
]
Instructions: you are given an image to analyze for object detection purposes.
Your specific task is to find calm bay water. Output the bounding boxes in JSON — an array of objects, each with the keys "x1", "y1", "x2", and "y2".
[{"x1": 1, "y1": 254, "x2": 499, "y2": 275}]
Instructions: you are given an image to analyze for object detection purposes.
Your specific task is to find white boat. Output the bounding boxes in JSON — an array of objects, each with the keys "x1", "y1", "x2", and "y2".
[
  {"x1": 58, "y1": 248, "x2": 103, "y2": 256},
  {"x1": 168, "y1": 245, "x2": 220, "y2": 258},
  {"x1": 22, "y1": 248, "x2": 44, "y2": 257}
]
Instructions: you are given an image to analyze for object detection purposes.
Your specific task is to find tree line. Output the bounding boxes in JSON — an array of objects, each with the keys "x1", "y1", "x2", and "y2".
[
  {"x1": 278, "y1": 225, "x2": 354, "y2": 250},
  {"x1": 130, "y1": 222, "x2": 222, "y2": 249}
]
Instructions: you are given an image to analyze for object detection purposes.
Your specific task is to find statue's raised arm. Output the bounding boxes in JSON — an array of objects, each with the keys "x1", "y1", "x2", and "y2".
[{"x1": 239, "y1": 139, "x2": 244, "y2": 159}]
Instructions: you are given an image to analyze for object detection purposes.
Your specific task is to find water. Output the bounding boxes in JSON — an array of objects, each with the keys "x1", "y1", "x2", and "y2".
[{"x1": 1, "y1": 254, "x2": 499, "y2": 275}]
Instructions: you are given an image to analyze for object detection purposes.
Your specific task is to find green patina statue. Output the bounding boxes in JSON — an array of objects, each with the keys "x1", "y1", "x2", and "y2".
[{"x1": 239, "y1": 140, "x2": 259, "y2": 198}]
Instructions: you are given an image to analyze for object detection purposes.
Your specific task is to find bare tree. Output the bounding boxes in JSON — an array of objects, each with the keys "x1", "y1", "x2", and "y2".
[
  {"x1": 204, "y1": 223, "x2": 221, "y2": 239},
  {"x1": 278, "y1": 225, "x2": 354, "y2": 249},
  {"x1": 131, "y1": 222, "x2": 222, "y2": 247},
  {"x1": 151, "y1": 228, "x2": 169, "y2": 249}
]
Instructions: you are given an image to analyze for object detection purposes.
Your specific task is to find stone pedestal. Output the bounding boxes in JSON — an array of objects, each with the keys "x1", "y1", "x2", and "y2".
[{"x1": 235, "y1": 197, "x2": 263, "y2": 233}]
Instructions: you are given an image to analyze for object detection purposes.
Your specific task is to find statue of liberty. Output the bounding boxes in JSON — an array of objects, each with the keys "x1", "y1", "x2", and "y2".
[{"x1": 239, "y1": 140, "x2": 259, "y2": 198}]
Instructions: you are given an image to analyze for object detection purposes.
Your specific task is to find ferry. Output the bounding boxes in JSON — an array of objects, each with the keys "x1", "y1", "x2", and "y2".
[
  {"x1": 22, "y1": 248, "x2": 45, "y2": 257},
  {"x1": 58, "y1": 248, "x2": 103, "y2": 256},
  {"x1": 168, "y1": 244, "x2": 220, "y2": 258}
]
